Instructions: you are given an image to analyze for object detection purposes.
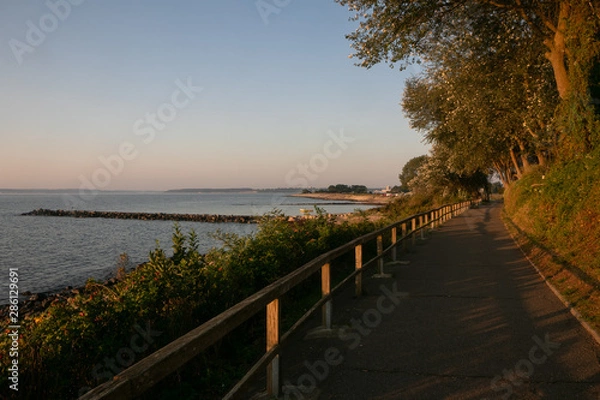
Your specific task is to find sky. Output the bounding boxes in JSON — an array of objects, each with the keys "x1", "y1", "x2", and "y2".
[{"x1": 0, "y1": 0, "x2": 428, "y2": 191}]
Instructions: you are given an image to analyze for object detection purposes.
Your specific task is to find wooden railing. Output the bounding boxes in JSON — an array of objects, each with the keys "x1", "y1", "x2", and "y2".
[{"x1": 80, "y1": 200, "x2": 478, "y2": 400}]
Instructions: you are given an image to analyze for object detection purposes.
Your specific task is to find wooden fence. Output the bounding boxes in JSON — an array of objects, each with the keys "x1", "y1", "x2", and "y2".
[{"x1": 80, "y1": 200, "x2": 478, "y2": 400}]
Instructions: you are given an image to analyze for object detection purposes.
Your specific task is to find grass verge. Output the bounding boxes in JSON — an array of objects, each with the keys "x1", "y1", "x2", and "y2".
[{"x1": 503, "y1": 149, "x2": 600, "y2": 337}]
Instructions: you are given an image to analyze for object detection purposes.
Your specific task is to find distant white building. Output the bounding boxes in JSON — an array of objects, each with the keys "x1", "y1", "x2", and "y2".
[{"x1": 374, "y1": 185, "x2": 392, "y2": 195}]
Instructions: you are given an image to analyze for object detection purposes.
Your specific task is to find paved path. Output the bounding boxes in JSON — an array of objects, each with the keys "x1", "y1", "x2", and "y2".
[{"x1": 280, "y1": 202, "x2": 600, "y2": 400}]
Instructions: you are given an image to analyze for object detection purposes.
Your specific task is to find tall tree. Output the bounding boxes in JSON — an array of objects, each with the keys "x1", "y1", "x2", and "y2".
[
  {"x1": 336, "y1": 0, "x2": 600, "y2": 151},
  {"x1": 399, "y1": 155, "x2": 428, "y2": 191},
  {"x1": 401, "y1": 25, "x2": 557, "y2": 186}
]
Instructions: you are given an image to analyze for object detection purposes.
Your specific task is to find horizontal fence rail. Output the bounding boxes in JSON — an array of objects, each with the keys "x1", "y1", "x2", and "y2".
[{"x1": 80, "y1": 200, "x2": 479, "y2": 400}]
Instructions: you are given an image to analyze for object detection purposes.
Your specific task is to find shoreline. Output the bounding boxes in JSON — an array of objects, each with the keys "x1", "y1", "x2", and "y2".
[
  {"x1": 291, "y1": 192, "x2": 396, "y2": 205},
  {"x1": 8, "y1": 203, "x2": 391, "y2": 310}
]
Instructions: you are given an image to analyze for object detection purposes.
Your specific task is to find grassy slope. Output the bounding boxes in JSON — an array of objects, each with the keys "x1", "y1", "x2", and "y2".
[{"x1": 504, "y1": 150, "x2": 600, "y2": 331}]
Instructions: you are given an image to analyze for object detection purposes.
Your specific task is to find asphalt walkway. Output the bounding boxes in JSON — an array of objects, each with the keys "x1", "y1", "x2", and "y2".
[{"x1": 280, "y1": 202, "x2": 600, "y2": 400}]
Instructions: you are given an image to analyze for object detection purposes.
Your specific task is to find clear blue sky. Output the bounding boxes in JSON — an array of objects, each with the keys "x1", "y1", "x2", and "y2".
[{"x1": 0, "y1": 0, "x2": 428, "y2": 190}]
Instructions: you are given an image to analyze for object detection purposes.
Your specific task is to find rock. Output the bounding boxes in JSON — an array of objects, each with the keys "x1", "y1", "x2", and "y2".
[
  {"x1": 21, "y1": 208, "x2": 260, "y2": 223},
  {"x1": 29, "y1": 293, "x2": 45, "y2": 302}
]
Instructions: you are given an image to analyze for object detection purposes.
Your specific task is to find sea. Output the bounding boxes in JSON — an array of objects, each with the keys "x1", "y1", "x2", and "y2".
[{"x1": 0, "y1": 190, "x2": 373, "y2": 303}]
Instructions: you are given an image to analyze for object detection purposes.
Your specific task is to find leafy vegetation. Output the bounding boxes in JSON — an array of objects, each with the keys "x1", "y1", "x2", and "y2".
[
  {"x1": 337, "y1": 0, "x2": 599, "y2": 182},
  {"x1": 398, "y1": 155, "x2": 428, "y2": 192},
  {"x1": 338, "y1": 0, "x2": 600, "y2": 337},
  {"x1": 0, "y1": 210, "x2": 382, "y2": 399},
  {"x1": 325, "y1": 184, "x2": 369, "y2": 194},
  {"x1": 504, "y1": 150, "x2": 600, "y2": 272},
  {"x1": 504, "y1": 149, "x2": 600, "y2": 329}
]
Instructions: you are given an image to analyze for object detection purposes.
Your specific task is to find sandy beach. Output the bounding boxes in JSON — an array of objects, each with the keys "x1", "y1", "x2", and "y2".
[{"x1": 291, "y1": 192, "x2": 396, "y2": 205}]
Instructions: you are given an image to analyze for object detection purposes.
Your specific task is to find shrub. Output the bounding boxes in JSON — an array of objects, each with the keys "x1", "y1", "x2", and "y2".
[
  {"x1": 505, "y1": 149, "x2": 600, "y2": 294},
  {"x1": 1, "y1": 211, "x2": 379, "y2": 399}
]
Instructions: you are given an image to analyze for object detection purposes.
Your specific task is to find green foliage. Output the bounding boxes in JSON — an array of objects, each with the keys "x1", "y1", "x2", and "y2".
[
  {"x1": 554, "y1": 2, "x2": 600, "y2": 156},
  {"x1": 0, "y1": 212, "x2": 379, "y2": 399},
  {"x1": 505, "y1": 147, "x2": 600, "y2": 272},
  {"x1": 378, "y1": 190, "x2": 463, "y2": 223},
  {"x1": 338, "y1": 0, "x2": 600, "y2": 179},
  {"x1": 404, "y1": 146, "x2": 490, "y2": 198},
  {"x1": 326, "y1": 184, "x2": 368, "y2": 193},
  {"x1": 398, "y1": 155, "x2": 428, "y2": 191}
]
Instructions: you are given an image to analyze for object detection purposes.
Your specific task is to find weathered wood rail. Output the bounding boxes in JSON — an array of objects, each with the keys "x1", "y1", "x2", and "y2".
[{"x1": 79, "y1": 200, "x2": 478, "y2": 400}]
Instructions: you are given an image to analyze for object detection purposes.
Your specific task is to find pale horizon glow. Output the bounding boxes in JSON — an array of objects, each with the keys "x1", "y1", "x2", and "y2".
[{"x1": 0, "y1": 1, "x2": 429, "y2": 191}]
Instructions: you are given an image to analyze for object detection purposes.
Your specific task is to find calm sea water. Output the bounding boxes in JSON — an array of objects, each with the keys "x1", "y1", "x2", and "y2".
[{"x1": 0, "y1": 191, "x2": 372, "y2": 303}]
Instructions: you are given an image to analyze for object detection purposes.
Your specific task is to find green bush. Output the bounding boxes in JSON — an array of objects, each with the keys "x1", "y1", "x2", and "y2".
[
  {"x1": 504, "y1": 149, "x2": 600, "y2": 278},
  {"x1": 378, "y1": 191, "x2": 468, "y2": 223},
  {"x1": 0, "y1": 210, "x2": 379, "y2": 399}
]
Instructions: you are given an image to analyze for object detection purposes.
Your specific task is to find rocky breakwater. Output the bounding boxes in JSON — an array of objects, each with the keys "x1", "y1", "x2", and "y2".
[{"x1": 21, "y1": 209, "x2": 260, "y2": 223}]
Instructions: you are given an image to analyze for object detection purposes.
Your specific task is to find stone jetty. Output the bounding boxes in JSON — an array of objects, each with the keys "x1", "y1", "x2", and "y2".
[{"x1": 21, "y1": 209, "x2": 260, "y2": 223}]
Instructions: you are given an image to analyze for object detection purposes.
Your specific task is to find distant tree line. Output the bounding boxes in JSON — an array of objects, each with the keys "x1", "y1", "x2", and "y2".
[
  {"x1": 309, "y1": 184, "x2": 369, "y2": 194},
  {"x1": 327, "y1": 184, "x2": 368, "y2": 194}
]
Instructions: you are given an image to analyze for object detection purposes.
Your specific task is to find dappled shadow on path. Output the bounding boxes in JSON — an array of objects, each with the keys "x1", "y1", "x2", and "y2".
[{"x1": 272, "y1": 203, "x2": 600, "y2": 400}]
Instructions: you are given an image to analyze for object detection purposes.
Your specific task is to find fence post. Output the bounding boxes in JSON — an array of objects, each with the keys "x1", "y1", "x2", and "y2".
[
  {"x1": 266, "y1": 299, "x2": 280, "y2": 397},
  {"x1": 402, "y1": 223, "x2": 407, "y2": 252},
  {"x1": 321, "y1": 263, "x2": 331, "y2": 330},
  {"x1": 419, "y1": 215, "x2": 425, "y2": 240},
  {"x1": 391, "y1": 227, "x2": 397, "y2": 262},
  {"x1": 373, "y1": 235, "x2": 391, "y2": 278},
  {"x1": 411, "y1": 218, "x2": 417, "y2": 246},
  {"x1": 378, "y1": 235, "x2": 383, "y2": 271},
  {"x1": 355, "y1": 244, "x2": 362, "y2": 296}
]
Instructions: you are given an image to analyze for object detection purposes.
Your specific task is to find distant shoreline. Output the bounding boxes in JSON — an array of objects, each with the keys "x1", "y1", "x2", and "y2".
[{"x1": 291, "y1": 192, "x2": 395, "y2": 205}]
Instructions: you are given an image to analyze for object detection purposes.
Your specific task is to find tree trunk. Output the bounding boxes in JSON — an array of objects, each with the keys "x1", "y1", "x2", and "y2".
[
  {"x1": 493, "y1": 161, "x2": 511, "y2": 187},
  {"x1": 520, "y1": 153, "x2": 531, "y2": 171},
  {"x1": 510, "y1": 148, "x2": 523, "y2": 179},
  {"x1": 493, "y1": 162, "x2": 504, "y2": 186},
  {"x1": 536, "y1": 149, "x2": 547, "y2": 167},
  {"x1": 544, "y1": 2, "x2": 571, "y2": 99},
  {"x1": 517, "y1": 139, "x2": 531, "y2": 171}
]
